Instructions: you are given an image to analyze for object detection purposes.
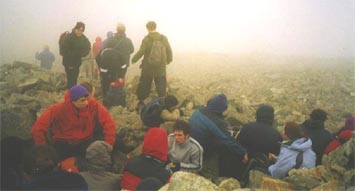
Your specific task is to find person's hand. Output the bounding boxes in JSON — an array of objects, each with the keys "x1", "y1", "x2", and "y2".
[
  {"x1": 242, "y1": 153, "x2": 249, "y2": 164},
  {"x1": 168, "y1": 162, "x2": 180, "y2": 172},
  {"x1": 268, "y1": 153, "x2": 277, "y2": 161}
]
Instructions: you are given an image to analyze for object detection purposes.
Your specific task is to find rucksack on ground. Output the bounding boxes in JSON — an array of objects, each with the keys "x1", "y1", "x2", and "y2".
[
  {"x1": 147, "y1": 36, "x2": 167, "y2": 66},
  {"x1": 59, "y1": 31, "x2": 70, "y2": 56},
  {"x1": 140, "y1": 98, "x2": 164, "y2": 127}
]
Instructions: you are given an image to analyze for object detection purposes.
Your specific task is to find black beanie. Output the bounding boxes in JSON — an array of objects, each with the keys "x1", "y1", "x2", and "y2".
[
  {"x1": 164, "y1": 95, "x2": 178, "y2": 109},
  {"x1": 74, "y1": 22, "x2": 85, "y2": 32}
]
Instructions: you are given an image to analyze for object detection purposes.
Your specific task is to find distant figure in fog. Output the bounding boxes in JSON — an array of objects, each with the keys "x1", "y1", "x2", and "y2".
[{"x1": 35, "y1": 45, "x2": 55, "y2": 70}]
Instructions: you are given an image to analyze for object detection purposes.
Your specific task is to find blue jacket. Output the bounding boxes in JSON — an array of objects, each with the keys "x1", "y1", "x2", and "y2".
[
  {"x1": 36, "y1": 49, "x2": 55, "y2": 70},
  {"x1": 268, "y1": 138, "x2": 316, "y2": 178},
  {"x1": 189, "y1": 107, "x2": 246, "y2": 158}
]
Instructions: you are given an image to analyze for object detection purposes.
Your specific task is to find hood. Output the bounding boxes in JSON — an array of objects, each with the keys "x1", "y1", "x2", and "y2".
[
  {"x1": 86, "y1": 141, "x2": 113, "y2": 171},
  {"x1": 285, "y1": 138, "x2": 312, "y2": 152},
  {"x1": 256, "y1": 104, "x2": 274, "y2": 125},
  {"x1": 148, "y1": 32, "x2": 162, "y2": 40},
  {"x1": 142, "y1": 128, "x2": 168, "y2": 161}
]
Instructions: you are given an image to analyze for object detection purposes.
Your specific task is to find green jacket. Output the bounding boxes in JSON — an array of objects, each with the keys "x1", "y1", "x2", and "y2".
[{"x1": 132, "y1": 32, "x2": 172, "y2": 76}]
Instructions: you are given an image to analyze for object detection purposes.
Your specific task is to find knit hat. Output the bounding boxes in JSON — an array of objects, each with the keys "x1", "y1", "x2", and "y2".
[
  {"x1": 206, "y1": 94, "x2": 228, "y2": 113},
  {"x1": 74, "y1": 22, "x2": 85, "y2": 31},
  {"x1": 70, "y1": 85, "x2": 89, "y2": 101},
  {"x1": 164, "y1": 95, "x2": 178, "y2": 109}
]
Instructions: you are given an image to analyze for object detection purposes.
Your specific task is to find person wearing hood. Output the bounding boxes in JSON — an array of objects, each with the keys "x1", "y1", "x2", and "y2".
[
  {"x1": 35, "y1": 45, "x2": 55, "y2": 70},
  {"x1": 300, "y1": 109, "x2": 333, "y2": 165},
  {"x1": 98, "y1": 23, "x2": 134, "y2": 96},
  {"x1": 132, "y1": 21, "x2": 173, "y2": 111},
  {"x1": 120, "y1": 128, "x2": 171, "y2": 190},
  {"x1": 79, "y1": 141, "x2": 121, "y2": 190},
  {"x1": 189, "y1": 94, "x2": 247, "y2": 179},
  {"x1": 31, "y1": 85, "x2": 117, "y2": 161},
  {"x1": 268, "y1": 122, "x2": 316, "y2": 178},
  {"x1": 61, "y1": 21, "x2": 91, "y2": 88}
]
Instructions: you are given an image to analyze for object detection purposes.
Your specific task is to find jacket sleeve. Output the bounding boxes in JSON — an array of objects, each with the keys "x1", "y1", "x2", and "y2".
[
  {"x1": 132, "y1": 37, "x2": 149, "y2": 63},
  {"x1": 209, "y1": 123, "x2": 246, "y2": 158},
  {"x1": 81, "y1": 36, "x2": 91, "y2": 57},
  {"x1": 160, "y1": 109, "x2": 180, "y2": 121},
  {"x1": 180, "y1": 140, "x2": 203, "y2": 172},
  {"x1": 31, "y1": 106, "x2": 55, "y2": 145},
  {"x1": 163, "y1": 36, "x2": 173, "y2": 63},
  {"x1": 96, "y1": 101, "x2": 117, "y2": 145},
  {"x1": 268, "y1": 147, "x2": 295, "y2": 178}
]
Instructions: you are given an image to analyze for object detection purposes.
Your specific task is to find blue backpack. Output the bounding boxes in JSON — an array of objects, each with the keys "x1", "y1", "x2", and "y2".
[{"x1": 140, "y1": 98, "x2": 164, "y2": 127}]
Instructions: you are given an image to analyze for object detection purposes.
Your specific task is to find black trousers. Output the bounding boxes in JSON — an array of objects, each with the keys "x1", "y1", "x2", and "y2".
[
  {"x1": 65, "y1": 66, "x2": 80, "y2": 89},
  {"x1": 53, "y1": 139, "x2": 93, "y2": 161},
  {"x1": 136, "y1": 75, "x2": 166, "y2": 101}
]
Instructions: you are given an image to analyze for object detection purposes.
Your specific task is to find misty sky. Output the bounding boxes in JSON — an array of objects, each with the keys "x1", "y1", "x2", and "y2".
[{"x1": 0, "y1": 0, "x2": 354, "y2": 64}]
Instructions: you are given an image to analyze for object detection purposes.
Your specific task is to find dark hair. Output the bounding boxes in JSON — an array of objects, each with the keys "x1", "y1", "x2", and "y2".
[
  {"x1": 310, "y1": 109, "x2": 327, "y2": 122},
  {"x1": 284, "y1": 122, "x2": 305, "y2": 140},
  {"x1": 80, "y1": 81, "x2": 93, "y2": 93},
  {"x1": 146, "y1": 21, "x2": 157, "y2": 30},
  {"x1": 173, "y1": 120, "x2": 191, "y2": 135}
]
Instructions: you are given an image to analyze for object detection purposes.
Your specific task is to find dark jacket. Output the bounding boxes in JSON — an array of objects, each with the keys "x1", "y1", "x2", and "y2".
[
  {"x1": 132, "y1": 32, "x2": 172, "y2": 76},
  {"x1": 301, "y1": 120, "x2": 333, "y2": 165},
  {"x1": 189, "y1": 107, "x2": 246, "y2": 158},
  {"x1": 101, "y1": 33, "x2": 134, "y2": 69},
  {"x1": 61, "y1": 31, "x2": 91, "y2": 68},
  {"x1": 120, "y1": 128, "x2": 171, "y2": 190},
  {"x1": 237, "y1": 105, "x2": 282, "y2": 158}
]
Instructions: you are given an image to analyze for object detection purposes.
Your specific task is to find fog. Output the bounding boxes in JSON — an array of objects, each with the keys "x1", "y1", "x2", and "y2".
[{"x1": 0, "y1": 0, "x2": 354, "y2": 64}]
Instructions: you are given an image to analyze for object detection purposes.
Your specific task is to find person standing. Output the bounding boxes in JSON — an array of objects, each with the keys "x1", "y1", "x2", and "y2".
[
  {"x1": 35, "y1": 45, "x2": 55, "y2": 70},
  {"x1": 98, "y1": 23, "x2": 134, "y2": 96},
  {"x1": 61, "y1": 22, "x2": 91, "y2": 88},
  {"x1": 132, "y1": 21, "x2": 173, "y2": 110}
]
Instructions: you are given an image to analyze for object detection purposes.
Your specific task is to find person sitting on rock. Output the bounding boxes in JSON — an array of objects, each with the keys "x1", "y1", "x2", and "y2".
[
  {"x1": 31, "y1": 85, "x2": 117, "y2": 161},
  {"x1": 237, "y1": 104, "x2": 282, "y2": 179},
  {"x1": 120, "y1": 128, "x2": 171, "y2": 190},
  {"x1": 300, "y1": 109, "x2": 333, "y2": 165},
  {"x1": 167, "y1": 120, "x2": 203, "y2": 173},
  {"x1": 189, "y1": 93, "x2": 247, "y2": 179},
  {"x1": 268, "y1": 122, "x2": 316, "y2": 178}
]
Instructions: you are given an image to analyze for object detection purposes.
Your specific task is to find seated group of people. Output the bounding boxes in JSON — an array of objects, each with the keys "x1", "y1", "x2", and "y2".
[{"x1": 1, "y1": 84, "x2": 354, "y2": 190}]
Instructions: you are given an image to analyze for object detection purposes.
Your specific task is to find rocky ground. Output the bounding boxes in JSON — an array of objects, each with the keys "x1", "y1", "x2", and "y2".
[{"x1": 0, "y1": 53, "x2": 354, "y2": 190}]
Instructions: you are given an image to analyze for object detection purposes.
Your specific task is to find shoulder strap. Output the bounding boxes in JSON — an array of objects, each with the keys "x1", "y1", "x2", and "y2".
[{"x1": 113, "y1": 37, "x2": 124, "y2": 50}]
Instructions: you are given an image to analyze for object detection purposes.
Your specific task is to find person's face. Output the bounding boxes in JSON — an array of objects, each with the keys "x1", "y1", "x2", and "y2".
[
  {"x1": 72, "y1": 96, "x2": 88, "y2": 109},
  {"x1": 75, "y1": 27, "x2": 84, "y2": 36},
  {"x1": 174, "y1": 130, "x2": 189, "y2": 144}
]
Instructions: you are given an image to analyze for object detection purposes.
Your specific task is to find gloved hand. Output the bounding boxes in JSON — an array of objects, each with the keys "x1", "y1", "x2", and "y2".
[{"x1": 168, "y1": 162, "x2": 181, "y2": 172}]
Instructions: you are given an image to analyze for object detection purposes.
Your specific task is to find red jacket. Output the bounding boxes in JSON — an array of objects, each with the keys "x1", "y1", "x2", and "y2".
[
  {"x1": 31, "y1": 97, "x2": 116, "y2": 145},
  {"x1": 120, "y1": 128, "x2": 171, "y2": 190}
]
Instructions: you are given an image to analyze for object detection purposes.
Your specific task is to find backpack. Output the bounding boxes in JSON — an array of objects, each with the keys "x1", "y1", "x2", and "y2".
[
  {"x1": 97, "y1": 39, "x2": 124, "y2": 71},
  {"x1": 140, "y1": 98, "x2": 164, "y2": 127},
  {"x1": 59, "y1": 31, "x2": 70, "y2": 56},
  {"x1": 147, "y1": 36, "x2": 167, "y2": 66},
  {"x1": 105, "y1": 85, "x2": 126, "y2": 107}
]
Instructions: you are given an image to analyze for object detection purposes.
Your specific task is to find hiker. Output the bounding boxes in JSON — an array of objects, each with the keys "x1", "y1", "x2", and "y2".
[
  {"x1": 189, "y1": 94, "x2": 248, "y2": 178},
  {"x1": 268, "y1": 122, "x2": 316, "y2": 178},
  {"x1": 97, "y1": 23, "x2": 134, "y2": 96},
  {"x1": 237, "y1": 104, "x2": 282, "y2": 179},
  {"x1": 140, "y1": 95, "x2": 181, "y2": 128},
  {"x1": 132, "y1": 21, "x2": 173, "y2": 111},
  {"x1": 167, "y1": 120, "x2": 203, "y2": 173},
  {"x1": 120, "y1": 128, "x2": 171, "y2": 190},
  {"x1": 91, "y1": 36, "x2": 102, "y2": 80},
  {"x1": 35, "y1": 45, "x2": 55, "y2": 70},
  {"x1": 31, "y1": 85, "x2": 116, "y2": 161},
  {"x1": 324, "y1": 115, "x2": 354, "y2": 154},
  {"x1": 300, "y1": 109, "x2": 333, "y2": 165},
  {"x1": 60, "y1": 21, "x2": 91, "y2": 88},
  {"x1": 79, "y1": 141, "x2": 121, "y2": 190},
  {"x1": 23, "y1": 145, "x2": 88, "y2": 190}
]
